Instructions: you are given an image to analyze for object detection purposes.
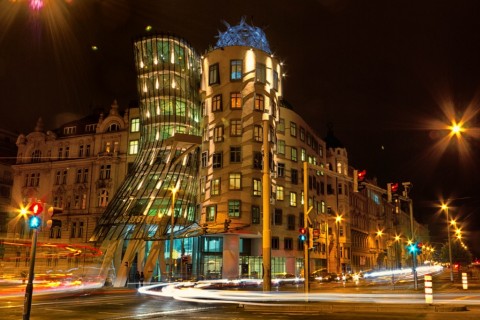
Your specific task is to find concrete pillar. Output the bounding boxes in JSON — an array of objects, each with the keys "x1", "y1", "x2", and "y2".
[{"x1": 222, "y1": 234, "x2": 240, "y2": 279}]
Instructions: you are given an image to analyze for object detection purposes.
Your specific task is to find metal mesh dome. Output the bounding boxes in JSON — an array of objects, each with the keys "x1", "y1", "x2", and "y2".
[{"x1": 214, "y1": 18, "x2": 271, "y2": 53}]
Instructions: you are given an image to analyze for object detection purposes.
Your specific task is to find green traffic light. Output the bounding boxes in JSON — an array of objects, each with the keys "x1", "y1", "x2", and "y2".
[{"x1": 29, "y1": 216, "x2": 41, "y2": 229}]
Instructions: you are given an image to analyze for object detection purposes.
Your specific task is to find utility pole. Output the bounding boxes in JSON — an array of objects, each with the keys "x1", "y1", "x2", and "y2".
[
  {"x1": 262, "y1": 113, "x2": 271, "y2": 291},
  {"x1": 403, "y1": 182, "x2": 418, "y2": 290},
  {"x1": 303, "y1": 161, "x2": 309, "y2": 294}
]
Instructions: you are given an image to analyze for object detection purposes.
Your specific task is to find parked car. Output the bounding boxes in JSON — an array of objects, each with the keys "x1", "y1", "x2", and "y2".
[{"x1": 272, "y1": 273, "x2": 301, "y2": 286}]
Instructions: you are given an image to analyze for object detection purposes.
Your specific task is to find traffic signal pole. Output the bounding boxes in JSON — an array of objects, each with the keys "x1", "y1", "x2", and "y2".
[{"x1": 23, "y1": 228, "x2": 38, "y2": 320}]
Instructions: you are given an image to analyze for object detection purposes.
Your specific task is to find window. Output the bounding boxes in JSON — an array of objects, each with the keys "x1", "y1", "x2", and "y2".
[
  {"x1": 291, "y1": 147, "x2": 297, "y2": 161},
  {"x1": 253, "y1": 178, "x2": 261, "y2": 196},
  {"x1": 229, "y1": 173, "x2": 241, "y2": 190},
  {"x1": 58, "y1": 147, "x2": 63, "y2": 159},
  {"x1": 290, "y1": 192, "x2": 297, "y2": 207},
  {"x1": 79, "y1": 145, "x2": 84, "y2": 157},
  {"x1": 76, "y1": 169, "x2": 82, "y2": 183},
  {"x1": 290, "y1": 123, "x2": 297, "y2": 138},
  {"x1": 31, "y1": 150, "x2": 41, "y2": 163},
  {"x1": 253, "y1": 152, "x2": 262, "y2": 169},
  {"x1": 100, "y1": 164, "x2": 111, "y2": 179},
  {"x1": 201, "y1": 151, "x2": 208, "y2": 168},
  {"x1": 276, "y1": 186, "x2": 284, "y2": 200},
  {"x1": 230, "y1": 146, "x2": 241, "y2": 163},
  {"x1": 291, "y1": 169, "x2": 298, "y2": 184},
  {"x1": 208, "y1": 63, "x2": 220, "y2": 85},
  {"x1": 78, "y1": 222, "x2": 84, "y2": 238},
  {"x1": 213, "y1": 153, "x2": 223, "y2": 168},
  {"x1": 64, "y1": 126, "x2": 76, "y2": 135},
  {"x1": 252, "y1": 206, "x2": 260, "y2": 224},
  {"x1": 278, "y1": 118, "x2": 285, "y2": 132},
  {"x1": 300, "y1": 127, "x2": 305, "y2": 141},
  {"x1": 203, "y1": 128, "x2": 209, "y2": 142},
  {"x1": 228, "y1": 200, "x2": 241, "y2": 218},
  {"x1": 64, "y1": 146, "x2": 70, "y2": 158},
  {"x1": 85, "y1": 124, "x2": 96, "y2": 132},
  {"x1": 277, "y1": 163, "x2": 285, "y2": 177},
  {"x1": 301, "y1": 148, "x2": 306, "y2": 161},
  {"x1": 284, "y1": 238, "x2": 293, "y2": 250},
  {"x1": 277, "y1": 140, "x2": 285, "y2": 155},
  {"x1": 211, "y1": 178, "x2": 221, "y2": 196},
  {"x1": 83, "y1": 169, "x2": 88, "y2": 183},
  {"x1": 212, "y1": 94, "x2": 222, "y2": 112},
  {"x1": 287, "y1": 215, "x2": 295, "y2": 230},
  {"x1": 272, "y1": 237, "x2": 279, "y2": 250},
  {"x1": 129, "y1": 140, "x2": 139, "y2": 154},
  {"x1": 274, "y1": 209, "x2": 282, "y2": 225},
  {"x1": 71, "y1": 222, "x2": 77, "y2": 238},
  {"x1": 55, "y1": 171, "x2": 61, "y2": 185},
  {"x1": 256, "y1": 63, "x2": 266, "y2": 83},
  {"x1": 230, "y1": 60, "x2": 242, "y2": 80},
  {"x1": 230, "y1": 119, "x2": 242, "y2": 136},
  {"x1": 61, "y1": 170, "x2": 67, "y2": 184},
  {"x1": 86, "y1": 145, "x2": 91, "y2": 156},
  {"x1": 213, "y1": 126, "x2": 224, "y2": 142},
  {"x1": 273, "y1": 70, "x2": 279, "y2": 90},
  {"x1": 254, "y1": 94, "x2": 265, "y2": 111},
  {"x1": 108, "y1": 123, "x2": 120, "y2": 132},
  {"x1": 253, "y1": 125, "x2": 263, "y2": 142},
  {"x1": 200, "y1": 177, "x2": 206, "y2": 194},
  {"x1": 131, "y1": 118, "x2": 140, "y2": 132},
  {"x1": 98, "y1": 189, "x2": 109, "y2": 207},
  {"x1": 206, "y1": 205, "x2": 216, "y2": 221},
  {"x1": 230, "y1": 92, "x2": 242, "y2": 109}
]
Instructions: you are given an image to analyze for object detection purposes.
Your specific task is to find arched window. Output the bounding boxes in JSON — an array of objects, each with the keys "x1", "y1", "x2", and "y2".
[
  {"x1": 31, "y1": 150, "x2": 42, "y2": 163},
  {"x1": 108, "y1": 123, "x2": 120, "y2": 132}
]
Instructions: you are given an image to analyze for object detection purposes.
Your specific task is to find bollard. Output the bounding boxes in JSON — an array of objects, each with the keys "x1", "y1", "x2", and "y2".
[
  {"x1": 462, "y1": 272, "x2": 468, "y2": 290},
  {"x1": 424, "y1": 274, "x2": 433, "y2": 304}
]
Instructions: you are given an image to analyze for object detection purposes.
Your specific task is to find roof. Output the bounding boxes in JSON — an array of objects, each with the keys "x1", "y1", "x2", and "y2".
[{"x1": 214, "y1": 18, "x2": 271, "y2": 54}]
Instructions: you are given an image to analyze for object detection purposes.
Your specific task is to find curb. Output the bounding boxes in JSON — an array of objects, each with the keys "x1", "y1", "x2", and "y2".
[{"x1": 242, "y1": 303, "x2": 468, "y2": 313}]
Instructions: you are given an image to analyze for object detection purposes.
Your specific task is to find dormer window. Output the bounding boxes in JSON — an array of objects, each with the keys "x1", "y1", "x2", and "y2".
[
  {"x1": 64, "y1": 126, "x2": 76, "y2": 135},
  {"x1": 108, "y1": 123, "x2": 120, "y2": 132}
]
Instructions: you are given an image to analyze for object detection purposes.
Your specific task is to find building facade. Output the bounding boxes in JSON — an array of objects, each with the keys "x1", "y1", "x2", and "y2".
[{"x1": 3, "y1": 20, "x2": 429, "y2": 285}]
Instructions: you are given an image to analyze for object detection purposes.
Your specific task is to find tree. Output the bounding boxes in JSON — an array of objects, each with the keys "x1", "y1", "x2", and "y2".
[{"x1": 440, "y1": 241, "x2": 473, "y2": 266}]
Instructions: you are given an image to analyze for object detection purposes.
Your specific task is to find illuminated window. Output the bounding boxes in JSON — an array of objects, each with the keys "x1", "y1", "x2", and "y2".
[
  {"x1": 212, "y1": 94, "x2": 222, "y2": 112},
  {"x1": 290, "y1": 122, "x2": 297, "y2": 137},
  {"x1": 290, "y1": 192, "x2": 297, "y2": 207},
  {"x1": 253, "y1": 178, "x2": 261, "y2": 196},
  {"x1": 230, "y1": 60, "x2": 242, "y2": 80},
  {"x1": 209, "y1": 63, "x2": 220, "y2": 85},
  {"x1": 98, "y1": 189, "x2": 109, "y2": 207},
  {"x1": 229, "y1": 173, "x2": 242, "y2": 190},
  {"x1": 253, "y1": 125, "x2": 263, "y2": 142},
  {"x1": 211, "y1": 178, "x2": 221, "y2": 196},
  {"x1": 129, "y1": 140, "x2": 139, "y2": 154},
  {"x1": 206, "y1": 205, "x2": 216, "y2": 221},
  {"x1": 291, "y1": 147, "x2": 297, "y2": 161},
  {"x1": 278, "y1": 118, "x2": 285, "y2": 132},
  {"x1": 131, "y1": 118, "x2": 140, "y2": 132},
  {"x1": 228, "y1": 200, "x2": 241, "y2": 218},
  {"x1": 276, "y1": 186, "x2": 284, "y2": 200},
  {"x1": 230, "y1": 92, "x2": 242, "y2": 109},
  {"x1": 230, "y1": 119, "x2": 242, "y2": 136},
  {"x1": 254, "y1": 94, "x2": 265, "y2": 111},
  {"x1": 213, "y1": 126, "x2": 224, "y2": 142},
  {"x1": 301, "y1": 148, "x2": 306, "y2": 161},
  {"x1": 256, "y1": 63, "x2": 266, "y2": 83},
  {"x1": 64, "y1": 126, "x2": 76, "y2": 135},
  {"x1": 277, "y1": 140, "x2": 285, "y2": 155}
]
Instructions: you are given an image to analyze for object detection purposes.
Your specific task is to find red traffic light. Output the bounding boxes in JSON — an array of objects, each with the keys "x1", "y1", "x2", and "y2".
[
  {"x1": 357, "y1": 170, "x2": 366, "y2": 181},
  {"x1": 29, "y1": 202, "x2": 44, "y2": 215},
  {"x1": 391, "y1": 183, "x2": 399, "y2": 193},
  {"x1": 299, "y1": 228, "x2": 307, "y2": 235}
]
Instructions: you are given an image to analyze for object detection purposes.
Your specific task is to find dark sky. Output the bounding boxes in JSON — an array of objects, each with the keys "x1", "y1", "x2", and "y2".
[{"x1": 1, "y1": 0, "x2": 479, "y2": 256}]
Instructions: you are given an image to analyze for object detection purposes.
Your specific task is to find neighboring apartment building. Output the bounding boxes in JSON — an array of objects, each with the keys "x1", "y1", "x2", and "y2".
[
  {"x1": 3, "y1": 20, "x2": 429, "y2": 284},
  {"x1": 6, "y1": 102, "x2": 135, "y2": 276}
]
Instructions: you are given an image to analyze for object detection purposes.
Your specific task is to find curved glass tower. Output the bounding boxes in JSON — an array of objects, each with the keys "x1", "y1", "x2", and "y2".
[{"x1": 91, "y1": 33, "x2": 201, "y2": 286}]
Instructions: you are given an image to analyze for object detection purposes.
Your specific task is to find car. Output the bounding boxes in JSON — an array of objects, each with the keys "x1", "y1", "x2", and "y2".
[
  {"x1": 272, "y1": 273, "x2": 301, "y2": 286},
  {"x1": 309, "y1": 268, "x2": 328, "y2": 282}
]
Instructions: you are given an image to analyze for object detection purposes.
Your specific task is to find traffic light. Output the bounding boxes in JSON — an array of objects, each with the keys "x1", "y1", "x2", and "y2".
[
  {"x1": 46, "y1": 207, "x2": 63, "y2": 230},
  {"x1": 29, "y1": 202, "x2": 44, "y2": 216},
  {"x1": 28, "y1": 216, "x2": 41, "y2": 229},
  {"x1": 408, "y1": 242, "x2": 421, "y2": 254},
  {"x1": 387, "y1": 183, "x2": 398, "y2": 202},
  {"x1": 299, "y1": 228, "x2": 307, "y2": 241},
  {"x1": 356, "y1": 170, "x2": 366, "y2": 191},
  {"x1": 417, "y1": 242, "x2": 423, "y2": 254},
  {"x1": 308, "y1": 228, "x2": 314, "y2": 249},
  {"x1": 357, "y1": 170, "x2": 366, "y2": 182}
]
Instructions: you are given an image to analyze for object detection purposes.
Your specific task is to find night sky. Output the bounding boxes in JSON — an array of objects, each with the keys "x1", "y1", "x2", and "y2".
[{"x1": 1, "y1": 0, "x2": 479, "y2": 256}]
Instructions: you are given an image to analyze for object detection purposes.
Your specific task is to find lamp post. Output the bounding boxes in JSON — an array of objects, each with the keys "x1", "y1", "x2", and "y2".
[
  {"x1": 441, "y1": 204, "x2": 454, "y2": 282},
  {"x1": 261, "y1": 112, "x2": 271, "y2": 291},
  {"x1": 376, "y1": 230, "x2": 384, "y2": 269},
  {"x1": 335, "y1": 215, "x2": 342, "y2": 274},
  {"x1": 394, "y1": 235, "x2": 401, "y2": 269},
  {"x1": 169, "y1": 186, "x2": 178, "y2": 282}
]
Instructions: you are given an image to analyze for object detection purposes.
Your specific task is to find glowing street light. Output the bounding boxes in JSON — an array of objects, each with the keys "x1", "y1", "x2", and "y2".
[{"x1": 441, "y1": 203, "x2": 454, "y2": 282}]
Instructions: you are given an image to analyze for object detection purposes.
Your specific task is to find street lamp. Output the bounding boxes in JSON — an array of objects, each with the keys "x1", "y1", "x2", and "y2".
[
  {"x1": 169, "y1": 185, "x2": 178, "y2": 282},
  {"x1": 441, "y1": 203, "x2": 454, "y2": 282},
  {"x1": 335, "y1": 215, "x2": 342, "y2": 274},
  {"x1": 394, "y1": 235, "x2": 401, "y2": 269},
  {"x1": 375, "y1": 230, "x2": 384, "y2": 269}
]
